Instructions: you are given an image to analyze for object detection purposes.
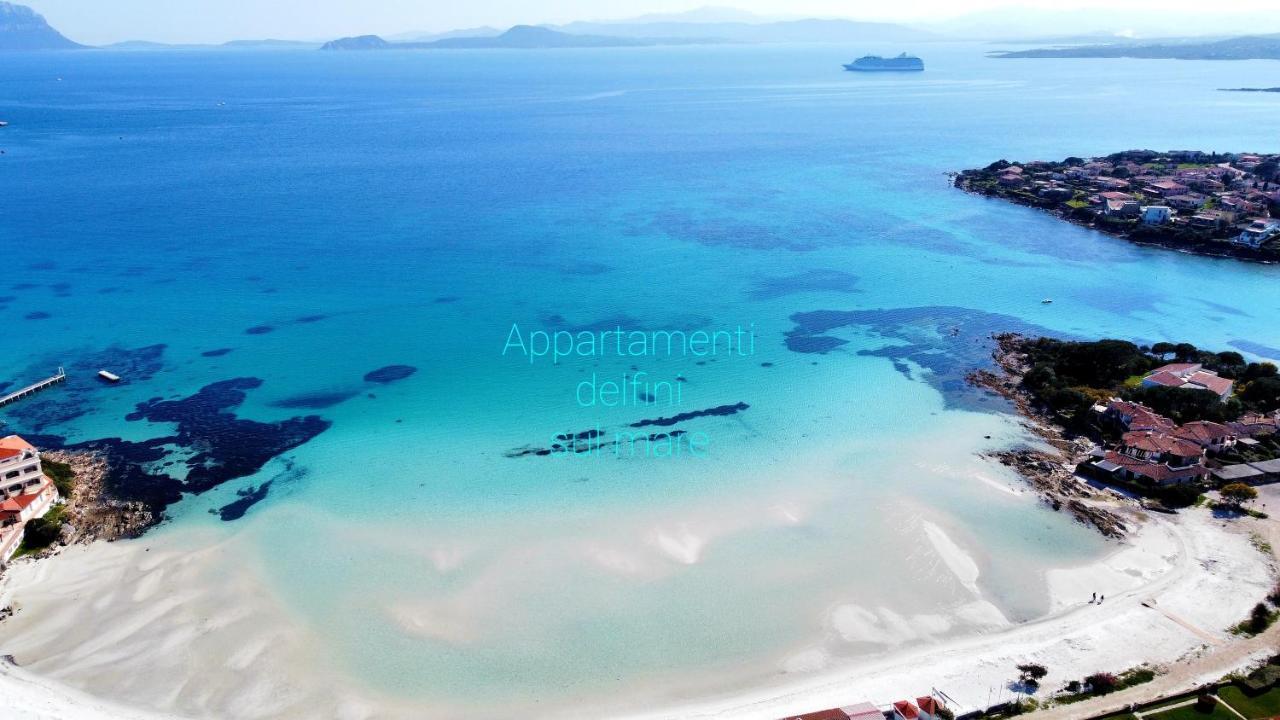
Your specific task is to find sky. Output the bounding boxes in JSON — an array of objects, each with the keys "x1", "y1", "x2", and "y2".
[{"x1": 22, "y1": 0, "x2": 1280, "y2": 45}]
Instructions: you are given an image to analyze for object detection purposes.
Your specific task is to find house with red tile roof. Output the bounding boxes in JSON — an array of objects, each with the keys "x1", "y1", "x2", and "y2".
[
  {"x1": 1141, "y1": 364, "x2": 1234, "y2": 401},
  {"x1": 1173, "y1": 421, "x2": 1237, "y2": 454},
  {"x1": 1098, "y1": 449, "x2": 1209, "y2": 486},
  {"x1": 0, "y1": 435, "x2": 61, "y2": 565},
  {"x1": 1089, "y1": 405, "x2": 1216, "y2": 487},
  {"x1": 1101, "y1": 399, "x2": 1175, "y2": 433},
  {"x1": 0, "y1": 435, "x2": 46, "y2": 500},
  {"x1": 1120, "y1": 430, "x2": 1203, "y2": 464},
  {"x1": 1231, "y1": 412, "x2": 1280, "y2": 438}
]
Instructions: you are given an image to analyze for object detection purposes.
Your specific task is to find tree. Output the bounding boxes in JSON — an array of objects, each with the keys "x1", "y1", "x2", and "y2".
[
  {"x1": 1242, "y1": 376, "x2": 1280, "y2": 411},
  {"x1": 1243, "y1": 362, "x2": 1278, "y2": 382},
  {"x1": 1128, "y1": 385, "x2": 1236, "y2": 424},
  {"x1": 1248, "y1": 603, "x2": 1272, "y2": 634},
  {"x1": 1174, "y1": 343, "x2": 1199, "y2": 361},
  {"x1": 20, "y1": 515, "x2": 62, "y2": 551},
  {"x1": 1221, "y1": 482, "x2": 1259, "y2": 508},
  {"x1": 1017, "y1": 663, "x2": 1049, "y2": 689}
]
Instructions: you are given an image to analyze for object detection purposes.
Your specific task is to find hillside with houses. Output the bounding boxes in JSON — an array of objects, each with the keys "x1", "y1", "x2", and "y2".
[
  {"x1": 988, "y1": 334, "x2": 1280, "y2": 508},
  {"x1": 955, "y1": 150, "x2": 1280, "y2": 260}
]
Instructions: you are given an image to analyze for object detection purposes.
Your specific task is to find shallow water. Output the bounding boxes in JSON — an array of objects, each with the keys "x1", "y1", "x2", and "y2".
[{"x1": 2, "y1": 42, "x2": 1279, "y2": 713}]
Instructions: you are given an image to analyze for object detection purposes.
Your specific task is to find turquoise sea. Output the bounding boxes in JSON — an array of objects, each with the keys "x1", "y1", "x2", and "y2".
[{"x1": 2, "y1": 42, "x2": 1280, "y2": 715}]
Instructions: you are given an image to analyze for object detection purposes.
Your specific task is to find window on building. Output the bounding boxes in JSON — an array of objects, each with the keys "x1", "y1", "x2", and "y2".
[
  {"x1": 23, "y1": 465, "x2": 38, "y2": 474},
  {"x1": 4, "y1": 471, "x2": 17, "y2": 479}
]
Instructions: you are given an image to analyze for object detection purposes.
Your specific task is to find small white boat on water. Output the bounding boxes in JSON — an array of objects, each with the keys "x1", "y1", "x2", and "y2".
[
  {"x1": 1041, "y1": 298, "x2": 1054, "y2": 304},
  {"x1": 98, "y1": 370, "x2": 121, "y2": 383}
]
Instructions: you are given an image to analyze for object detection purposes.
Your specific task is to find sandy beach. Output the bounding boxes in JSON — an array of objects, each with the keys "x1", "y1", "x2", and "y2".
[{"x1": 0, "y1": 490, "x2": 1274, "y2": 720}]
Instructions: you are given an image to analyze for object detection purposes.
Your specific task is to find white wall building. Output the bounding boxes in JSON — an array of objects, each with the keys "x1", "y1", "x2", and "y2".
[
  {"x1": 1141, "y1": 205, "x2": 1173, "y2": 225},
  {"x1": 0, "y1": 435, "x2": 61, "y2": 565},
  {"x1": 1235, "y1": 218, "x2": 1280, "y2": 248}
]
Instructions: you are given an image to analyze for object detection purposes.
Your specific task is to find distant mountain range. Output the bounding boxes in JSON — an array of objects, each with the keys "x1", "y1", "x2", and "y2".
[
  {"x1": 321, "y1": 24, "x2": 720, "y2": 51},
  {"x1": 550, "y1": 17, "x2": 937, "y2": 44},
  {"x1": 386, "y1": 26, "x2": 502, "y2": 43},
  {"x1": 6, "y1": 1, "x2": 1280, "y2": 55},
  {"x1": 0, "y1": 1, "x2": 80, "y2": 50},
  {"x1": 992, "y1": 35, "x2": 1280, "y2": 61},
  {"x1": 105, "y1": 39, "x2": 322, "y2": 51}
]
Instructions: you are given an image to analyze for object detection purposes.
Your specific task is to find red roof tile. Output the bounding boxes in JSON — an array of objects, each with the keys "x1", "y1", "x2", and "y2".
[
  {"x1": 917, "y1": 697, "x2": 942, "y2": 715},
  {"x1": 785, "y1": 711, "x2": 852, "y2": 720},
  {"x1": 893, "y1": 701, "x2": 920, "y2": 720},
  {"x1": 1174, "y1": 421, "x2": 1234, "y2": 445}
]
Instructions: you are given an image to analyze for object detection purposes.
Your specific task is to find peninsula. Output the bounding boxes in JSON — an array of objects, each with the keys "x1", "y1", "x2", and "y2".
[
  {"x1": 955, "y1": 150, "x2": 1280, "y2": 260},
  {"x1": 321, "y1": 24, "x2": 717, "y2": 50},
  {"x1": 991, "y1": 35, "x2": 1280, "y2": 61},
  {"x1": 0, "y1": 1, "x2": 81, "y2": 50}
]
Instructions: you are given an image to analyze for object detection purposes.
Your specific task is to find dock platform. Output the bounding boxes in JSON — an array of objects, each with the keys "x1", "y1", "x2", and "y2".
[{"x1": 0, "y1": 368, "x2": 67, "y2": 409}]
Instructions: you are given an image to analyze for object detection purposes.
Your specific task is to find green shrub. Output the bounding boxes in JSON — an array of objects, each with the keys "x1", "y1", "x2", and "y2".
[
  {"x1": 17, "y1": 505, "x2": 66, "y2": 554},
  {"x1": 41, "y1": 458, "x2": 76, "y2": 498}
]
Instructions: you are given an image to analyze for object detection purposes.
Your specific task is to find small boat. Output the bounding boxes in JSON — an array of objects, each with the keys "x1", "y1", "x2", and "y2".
[
  {"x1": 98, "y1": 370, "x2": 121, "y2": 383},
  {"x1": 0, "y1": 121, "x2": 8, "y2": 128},
  {"x1": 1041, "y1": 298, "x2": 1054, "y2": 304}
]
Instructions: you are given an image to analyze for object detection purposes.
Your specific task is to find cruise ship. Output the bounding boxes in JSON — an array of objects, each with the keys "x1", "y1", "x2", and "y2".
[{"x1": 843, "y1": 53, "x2": 924, "y2": 72}]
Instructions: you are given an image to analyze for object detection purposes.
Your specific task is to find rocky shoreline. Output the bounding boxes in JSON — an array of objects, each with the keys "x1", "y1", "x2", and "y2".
[
  {"x1": 28, "y1": 450, "x2": 155, "y2": 554},
  {"x1": 952, "y1": 150, "x2": 1280, "y2": 265},
  {"x1": 955, "y1": 179, "x2": 1276, "y2": 264},
  {"x1": 968, "y1": 333, "x2": 1131, "y2": 538}
]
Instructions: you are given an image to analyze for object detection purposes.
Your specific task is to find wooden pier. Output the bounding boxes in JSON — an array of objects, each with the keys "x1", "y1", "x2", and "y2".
[{"x1": 0, "y1": 368, "x2": 67, "y2": 409}]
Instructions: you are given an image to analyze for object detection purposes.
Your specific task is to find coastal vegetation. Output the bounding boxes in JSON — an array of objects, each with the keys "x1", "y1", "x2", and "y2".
[
  {"x1": 15, "y1": 504, "x2": 66, "y2": 557},
  {"x1": 977, "y1": 333, "x2": 1280, "y2": 511},
  {"x1": 955, "y1": 150, "x2": 1280, "y2": 261},
  {"x1": 1011, "y1": 337, "x2": 1279, "y2": 429},
  {"x1": 1230, "y1": 595, "x2": 1279, "y2": 637},
  {"x1": 1048, "y1": 667, "x2": 1159, "y2": 706},
  {"x1": 40, "y1": 456, "x2": 76, "y2": 498}
]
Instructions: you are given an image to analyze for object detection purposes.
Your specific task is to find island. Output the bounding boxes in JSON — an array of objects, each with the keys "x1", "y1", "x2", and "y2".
[
  {"x1": 1223, "y1": 87, "x2": 1280, "y2": 93},
  {"x1": 321, "y1": 24, "x2": 716, "y2": 51},
  {"x1": 991, "y1": 35, "x2": 1280, "y2": 61},
  {"x1": 954, "y1": 149, "x2": 1280, "y2": 260}
]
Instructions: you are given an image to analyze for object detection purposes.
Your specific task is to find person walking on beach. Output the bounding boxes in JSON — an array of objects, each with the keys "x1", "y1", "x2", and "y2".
[
  {"x1": 1100, "y1": 595, "x2": 1105, "y2": 604},
  {"x1": 1091, "y1": 592, "x2": 1096, "y2": 603}
]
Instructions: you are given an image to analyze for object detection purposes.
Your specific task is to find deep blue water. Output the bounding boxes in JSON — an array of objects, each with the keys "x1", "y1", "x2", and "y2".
[{"x1": 2, "y1": 43, "x2": 1279, "y2": 714}]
